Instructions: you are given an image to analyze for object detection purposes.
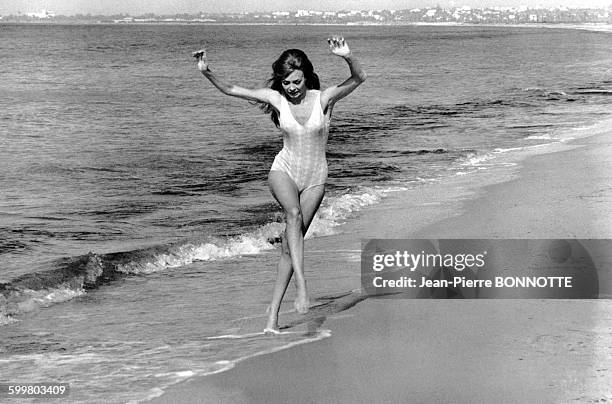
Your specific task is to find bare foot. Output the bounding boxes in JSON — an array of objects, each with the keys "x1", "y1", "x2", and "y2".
[
  {"x1": 263, "y1": 327, "x2": 281, "y2": 335},
  {"x1": 294, "y1": 292, "x2": 310, "y2": 314}
]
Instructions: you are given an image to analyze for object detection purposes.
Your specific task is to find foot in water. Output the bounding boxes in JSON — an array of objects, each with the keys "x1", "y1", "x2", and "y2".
[
  {"x1": 265, "y1": 306, "x2": 280, "y2": 334},
  {"x1": 263, "y1": 327, "x2": 281, "y2": 335}
]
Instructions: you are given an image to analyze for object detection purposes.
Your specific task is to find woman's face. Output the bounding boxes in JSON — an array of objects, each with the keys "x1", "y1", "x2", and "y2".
[{"x1": 281, "y1": 70, "x2": 306, "y2": 100}]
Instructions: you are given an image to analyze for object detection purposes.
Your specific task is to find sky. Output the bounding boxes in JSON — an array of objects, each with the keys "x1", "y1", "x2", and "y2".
[{"x1": 2, "y1": 0, "x2": 610, "y2": 16}]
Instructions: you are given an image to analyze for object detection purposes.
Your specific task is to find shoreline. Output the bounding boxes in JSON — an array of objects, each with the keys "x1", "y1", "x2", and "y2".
[{"x1": 149, "y1": 118, "x2": 612, "y2": 402}]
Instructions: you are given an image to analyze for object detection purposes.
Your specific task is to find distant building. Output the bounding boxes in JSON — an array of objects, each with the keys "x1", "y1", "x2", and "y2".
[{"x1": 27, "y1": 9, "x2": 55, "y2": 18}]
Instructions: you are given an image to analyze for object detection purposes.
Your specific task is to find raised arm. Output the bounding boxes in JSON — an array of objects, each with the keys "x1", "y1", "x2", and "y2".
[
  {"x1": 194, "y1": 49, "x2": 280, "y2": 107},
  {"x1": 320, "y1": 37, "x2": 367, "y2": 110}
]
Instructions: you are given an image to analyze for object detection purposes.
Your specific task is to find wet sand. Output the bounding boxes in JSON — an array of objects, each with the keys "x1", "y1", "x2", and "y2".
[{"x1": 150, "y1": 128, "x2": 612, "y2": 403}]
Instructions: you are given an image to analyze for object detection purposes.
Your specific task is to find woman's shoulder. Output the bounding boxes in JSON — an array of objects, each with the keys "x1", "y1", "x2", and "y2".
[
  {"x1": 264, "y1": 89, "x2": 284, "y2": 106},
  {"x1": 307, "y1": 89, "x2": 322, "y2": 101}
]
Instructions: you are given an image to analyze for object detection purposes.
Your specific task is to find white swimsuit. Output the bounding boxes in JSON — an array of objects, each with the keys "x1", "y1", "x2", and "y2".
[{"x1": 270, "y1": 90, "x2": 330, "y2": 192}]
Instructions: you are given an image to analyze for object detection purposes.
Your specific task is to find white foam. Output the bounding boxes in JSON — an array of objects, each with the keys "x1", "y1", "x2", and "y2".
[
  {"x1": 203, "y1": 360, "x2": 235, "y2": 375},
  {"x1": 129, "y1": 388, "x2": 165, "y2": 404},
  {"x1": 458, "y1": 152, "x2": 498, "y2": 167},
  {"x1": 456, "y1": 139, "x2": 576, "y2": 172},
  {"x1": 493, "y1": 147, "x2": 524, "y2": 153},
  {"x1": 206, "y1": 330, "x2": 303, "y2": 340},
  {"x1": 0, "y1": 351, "x2": 106, "y2": 367},
  {"x1": 116, "y1": 224, "x2": 284, "y2": 274},
  {"x1": 574, "y1": 125, "x2": 594, "y2": 131},
  {"x1": 154, "y1": 370, "x2": 195, "y2": 378},
  {"x1": 0, "y1": 313, "x2": 18, "y2": 325},
  {"x1": 450, "y1": 116, "x2": 612, "y2": 179},
  {"x1": 198, "y1": 328, "x2": 332, "y2": 377},
  {"x1": 142, "y1": 326, "x2": 333, "y2": 404},
  {"x1": 206, "y1": 332, "x2": 267, "y2": 340},
  {"x1": 309, "y1": 186, "x2": 405, "y2": 237},
  {"x1": 14, "y1": 286, "x2": 86, "y2": 313},
  {"x1": 129, "y1": 370, "x2": 200, "y2": 404},
  {"x1": 525, "y1": 133, "x2": 555, "y2": 140},
  {"x1": 127, "y1": 361, "x2": 238, "y2": 404}
]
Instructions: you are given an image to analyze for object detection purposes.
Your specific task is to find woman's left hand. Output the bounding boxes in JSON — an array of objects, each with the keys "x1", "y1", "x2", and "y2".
[{"x1": 328, "y1": 37, "x2": 351, "y2": 58}]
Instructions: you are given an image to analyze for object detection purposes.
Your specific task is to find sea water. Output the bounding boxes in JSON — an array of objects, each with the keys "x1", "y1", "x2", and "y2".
[{"x1": 1, "y1": 23, "x2": 611, "y2": 402}]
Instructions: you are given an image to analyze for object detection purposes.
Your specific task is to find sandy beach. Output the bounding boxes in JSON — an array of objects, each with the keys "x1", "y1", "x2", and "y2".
[{"x1": 149, "y1": 125, "x2": 612, "y2": 403}]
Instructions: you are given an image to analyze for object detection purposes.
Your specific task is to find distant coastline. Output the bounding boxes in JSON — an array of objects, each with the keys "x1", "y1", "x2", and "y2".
[
  {"x1": 2, "y1": 21, "x2": 612, "y2": 33},
  {"x1": 2, "y1": 6, "x2": 610, "y2": 26}
]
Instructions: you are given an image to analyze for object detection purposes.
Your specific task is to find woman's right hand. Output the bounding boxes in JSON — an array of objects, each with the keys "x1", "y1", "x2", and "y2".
[
  {"x1": 193, "y1": 49, "x2": 209, "y2": 72},
  {"x1": 328, "y1": 37, "x2": 351, "y2": 58}
]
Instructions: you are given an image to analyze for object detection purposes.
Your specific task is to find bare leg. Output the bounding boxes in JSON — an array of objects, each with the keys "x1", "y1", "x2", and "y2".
[
  {"x1": 264, "y1": 231, "x2": 293, "y2": 332},
  {"x1": 266, "y1": 171, "x2": 304, "y2": 331},
  {"x1": 292, "y1": 184, "x2": 325, "y2": 313},
  {"x1": 265, "y1": 171, "x2": 324, "y2": 331}
]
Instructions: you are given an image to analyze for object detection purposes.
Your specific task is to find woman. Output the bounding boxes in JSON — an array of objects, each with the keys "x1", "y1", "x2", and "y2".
[{"x1": 194, "y1": 37, "x2": 366, "y2": 334}]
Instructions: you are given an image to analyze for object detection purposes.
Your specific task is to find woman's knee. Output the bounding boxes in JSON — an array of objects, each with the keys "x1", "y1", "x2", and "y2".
[{"x1": 285, "y1": 206, "x2": 302, "y2": 223}]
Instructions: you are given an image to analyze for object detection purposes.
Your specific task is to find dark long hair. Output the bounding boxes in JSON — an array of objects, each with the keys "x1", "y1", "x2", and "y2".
[{"x1": 261, "y1": 49, "x2": 320, "y2": 127}]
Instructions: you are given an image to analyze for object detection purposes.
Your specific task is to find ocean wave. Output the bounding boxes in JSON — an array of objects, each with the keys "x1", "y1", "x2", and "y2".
[
  {"x1": 452, "y1": 112, "x2": 612, "y2": 176},
  {"x1": 454, "y1": 148, "x2": 522, "y2": 173},
  {"x1": 310, "y1": 187, "x2": 398, "y2": 237},
  {"x1": 457, "y1": 152, "x2": 498, "y2": 168},
  {"x1": 525, "y1": 133, "x2": 556, "y2": 140},
  {"x1": 114, "y1": 224, "x2": 283, "y2": 275},
  {"x1": 519, "y1": 87, "x2": 577, "y2": 101}
]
